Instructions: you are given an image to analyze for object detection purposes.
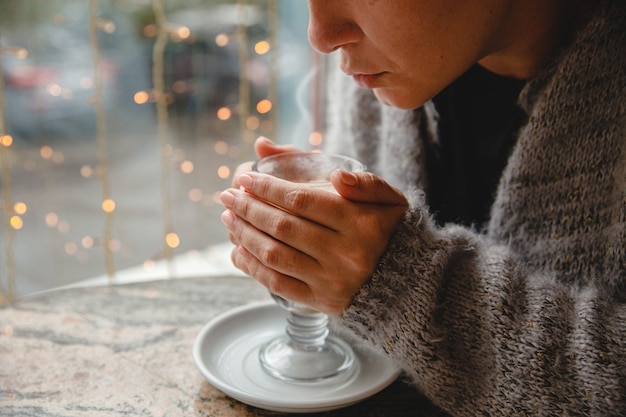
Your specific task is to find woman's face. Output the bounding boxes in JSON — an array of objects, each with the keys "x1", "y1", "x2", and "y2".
[{"x1": 307, "y1": 0, "x2": 515, "y2": 109}]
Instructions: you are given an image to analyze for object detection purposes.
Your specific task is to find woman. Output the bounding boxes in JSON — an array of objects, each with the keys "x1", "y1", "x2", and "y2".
[{"x1": 220, "y1": 1, "x2": 625, "y2": 415}]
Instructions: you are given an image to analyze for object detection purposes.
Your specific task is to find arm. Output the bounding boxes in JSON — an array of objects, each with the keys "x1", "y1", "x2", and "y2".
[{"x1": 343, "y1": 197, "x2": 626, "y2": 416}]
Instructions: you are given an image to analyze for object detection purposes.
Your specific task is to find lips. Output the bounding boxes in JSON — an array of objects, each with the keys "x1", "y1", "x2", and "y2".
[{"x1": 350, "y1": 73, "x2": 384, "y2": 89}]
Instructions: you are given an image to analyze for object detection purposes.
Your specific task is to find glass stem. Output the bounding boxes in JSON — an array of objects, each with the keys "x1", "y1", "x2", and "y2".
[{"x1": 285, "y1": 310, "x2": 329, "y2": 348}]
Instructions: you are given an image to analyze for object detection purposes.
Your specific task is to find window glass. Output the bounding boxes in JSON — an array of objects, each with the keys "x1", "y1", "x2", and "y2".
[{"x1": 0, "y1": 0, "x2": 315, "y2": 300}]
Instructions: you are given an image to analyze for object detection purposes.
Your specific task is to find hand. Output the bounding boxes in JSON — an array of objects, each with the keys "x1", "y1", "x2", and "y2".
[
  {"x1": 231, "y1": 136, "x2": 301, "y2": 188},
  {"x1": 219, "y1": 169, "x2": 408, "y2": 316}
]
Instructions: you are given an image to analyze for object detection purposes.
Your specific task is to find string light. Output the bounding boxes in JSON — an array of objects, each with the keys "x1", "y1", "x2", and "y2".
[
  {"x1": 90, "y1": 0, "x2": 116, "y2": 281},
  {"x1": 215, "y1": 33, "x2": 229, "y2": 47},
  {"x1": 40, "y1": 146, "x2": 53, "y2": 159},
  {"x1": 153, "y1": 0, "x2": 178, "y2": 278},
  {"x1": 9, "y1": 216, "x2": 23, "y2": 230},
  {"x1": 217, "y1": 166, "x2": 231, "y2": 179},
  {"x1": 254, "y1": 40, "x2": 270, "y2": 55},
  {"x1": 214, "y1": 141, "x2": 228, "y2": 154},
  {"x1": 81, "y1": 236, "x2": 94, "y2": 249},
  {"x1": 107, "y1": 239, "x2": 122, "y2": 252},
  {"x1": 65, "y1": 242, "x2": 78, "y2": 255},
  {"x1": 0, "y1": 0, "x2": 284, "y2": 303},
  {"x1": 134, "y1": 91, "x2": 150, "y2": 104},
  {"x1": 237, "y1": 0, "x2": 253, "y2": 160},
  {"x1": 217, "y1": 107, "x2": 232, "y2": 121},
  {"x1": 101, "y1": 199, "x2": 116, "y2": 213},
  {"x1": 0, "y1": 42, "x2": 23, "y2": 304},
  {"x1": 188, "y1": 188, "x2": 203, "y2": 202},
  {"x1": 165, "y1": 232, "x2": 180, "y2": 248},
  {"x1": 0, "y1": 135, "x2": 13, "y2": 147},
  {"x1": 0, "y1": 47, "x2": 28, "y2": 59},
  {"x1": 13, "y1": 202, "x2": 27, "y2": 215},
  {"x1": 180, "y1": 160, "x2": 194, "y2": 174},
  {"x1": 256, "y1": 99, "x2": 272, "y2": 114},
  {"x1": 246, "y1": 116, "x2": 260, "y2": 130},
  {"x1": 96, "y1": 18, "x2": 116, "y2": 34},
  {"x1": 80, "y1": 165, "x2": 94, "y2": 178},
  {"x1": 45, "y1": 213, "x2": 59, "y2": 228},
  {"x1": 309, "y1": 131, "x2": 323, "y2": 147}
]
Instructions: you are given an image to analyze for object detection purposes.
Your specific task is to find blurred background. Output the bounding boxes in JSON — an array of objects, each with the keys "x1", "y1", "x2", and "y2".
[{"x1": 0, "y1": 0, "x2": 325, "y2": 301}]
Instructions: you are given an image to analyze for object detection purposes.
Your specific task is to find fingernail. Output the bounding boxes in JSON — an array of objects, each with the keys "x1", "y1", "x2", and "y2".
[
  {"x1": 257, "y1": 136, "x2": 274, "y2": 145},
  {"x1": 238, "y1": 174, "x2": 254, "y2": 190},
  {"x1": 220, "y1": 210, "x2": 235, "y2": 228},
  {"x1": 338, "y1": 170, "x2": 357, "y2": 186},
  {"x1": 219, "y1": 191, "x2": 235, "y2": 208}
]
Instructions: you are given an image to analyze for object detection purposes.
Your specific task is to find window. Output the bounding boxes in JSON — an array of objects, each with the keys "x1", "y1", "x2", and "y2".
[{"x1": 0, "y1": 0, "x2": 317, "y2": 302}]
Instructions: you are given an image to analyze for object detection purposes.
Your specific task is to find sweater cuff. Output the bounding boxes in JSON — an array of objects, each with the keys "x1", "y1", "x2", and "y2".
[{"x1": 340, "y1": 205, "x2": 447, "y2": 350}]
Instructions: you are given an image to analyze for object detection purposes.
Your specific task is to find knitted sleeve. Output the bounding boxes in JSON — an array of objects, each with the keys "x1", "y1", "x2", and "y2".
[{"x1": 342, "y1": 204, "x2": 626, "y2": 416}]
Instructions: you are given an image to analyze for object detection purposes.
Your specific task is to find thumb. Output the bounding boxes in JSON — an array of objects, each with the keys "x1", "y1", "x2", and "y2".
[
  {"x1": 330, "y1": 170, "x2": 408, "y2": 207},
  {"x1": 254, "y1": 136, "x2": 301, "y2": 159}
]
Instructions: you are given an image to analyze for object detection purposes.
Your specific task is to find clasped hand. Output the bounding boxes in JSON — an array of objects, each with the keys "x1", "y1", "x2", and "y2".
[{"x1": 219, "y1": 138, "x2": 408, "y2": 316}]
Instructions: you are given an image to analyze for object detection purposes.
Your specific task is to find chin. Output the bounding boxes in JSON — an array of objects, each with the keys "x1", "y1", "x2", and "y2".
[{"x1": 373, "y1": 88, "x2": 426, "y2": 110}]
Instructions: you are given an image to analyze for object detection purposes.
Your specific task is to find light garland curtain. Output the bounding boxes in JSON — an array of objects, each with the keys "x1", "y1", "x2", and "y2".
[{"x1": 0, "y1": 0, "x2": 289, "y2": 305}]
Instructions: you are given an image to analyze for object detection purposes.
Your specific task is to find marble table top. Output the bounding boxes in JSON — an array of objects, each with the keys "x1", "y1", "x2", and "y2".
[{"x1": 1, "y1": 275, "x2": 448, "y2": 416}]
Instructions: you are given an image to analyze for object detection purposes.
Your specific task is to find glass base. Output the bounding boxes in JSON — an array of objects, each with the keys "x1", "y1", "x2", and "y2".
[{"x1": 259, "y1": 334, "x2": 355, "y2": 382}]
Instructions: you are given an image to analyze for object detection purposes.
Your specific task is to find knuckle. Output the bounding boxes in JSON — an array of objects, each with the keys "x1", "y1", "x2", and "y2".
[
  {"x1": 259, "y1": 242, "x2": 281, "y2": 267},
  {"x1": 285, "y1": 188, "x2": 309, "y2": 212},
  {"x1": 347, "y1": 247, "x2": 376, "y2": 278},
  {"x1": 236, "y1": 196, "x2": 250, "y2": 218},
  {"x1": 271, "y1": 216, "x2": 293, "y2": 238},
  {"x1": 247, "y1": 260, "x2": 263, "y2": 281},
  {"x1": 267, "y1": 275, "x2": 284, "y2": 295}
]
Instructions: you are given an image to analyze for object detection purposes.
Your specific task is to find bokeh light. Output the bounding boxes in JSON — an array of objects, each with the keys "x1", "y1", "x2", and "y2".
[
  {"x1": 255, "y1": 40, "x2": 270, "y2": 55},
  {"x1": 309, "y1": 131, "x2": 323, "y2": 146},
  {"x1": 102, "y1": 199, "x2": 116, "y2": 213},
  {"x1": 40, "y1": 146, "x2": 53, "y2": 159},
  {"x1": 165, "y1": 232, "x2": 180, "y2": 248},
  {"x1": 217, "y1": 107, "x2": 232, "y2": 121},
  {"x1": 13, "y1": 202, "x2": 27, "y2": 215},
  {"x1": 45, "y1": 213, "x2": 59, "y2": 228},
  {"x1": 180, "y1": 160, "x2": 194, "y2": 174},
  {"x1": 134, "y1": 91, "x2": 150, "y2": 104},
  {"x1": 217, "y1": 166, "x2": 231, "y2": 179},
  {"x1": 0, "y1": 135, "x2": 13, "y2": 147},
  {"x1": 215, "y1": 33, "x2": 229, "y2": 47},
  {"x1": 256, "y1": 99, "x2": 272, "y2": 114},
  {"x1": 214, "y1": 141, "x2": 228, "y2": 155},
  {"x1": 9, "y1": 216, "x2": 23, "y2": 230}
]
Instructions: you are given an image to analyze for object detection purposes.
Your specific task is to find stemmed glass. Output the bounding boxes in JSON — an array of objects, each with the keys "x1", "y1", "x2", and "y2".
[{"x1": 252, "y1": 152, "x2": 366, "y2": 382}]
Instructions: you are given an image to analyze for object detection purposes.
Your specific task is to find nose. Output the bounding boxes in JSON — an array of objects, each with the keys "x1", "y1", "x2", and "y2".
[{"x1": 307, "y1": 1, "x2": 362, "y2": 54}]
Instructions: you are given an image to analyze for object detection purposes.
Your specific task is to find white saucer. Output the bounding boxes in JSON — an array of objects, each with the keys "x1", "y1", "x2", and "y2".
[{"x1": 193, "y1": 300, "x2": 400, "y2": 413}]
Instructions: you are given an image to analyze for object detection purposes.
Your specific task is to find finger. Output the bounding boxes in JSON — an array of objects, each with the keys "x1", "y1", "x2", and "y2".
[
  {"x1": 236, "y1": 172, "x2": 345, "y2": 228},
  {"x1": 221, "y1": 211, "x2": 240, "y2": 245},
  {"x1": 231, "y1": 136, "x2": 301, "y2": 188},
  {"x1": 225, "y1": 205, "x2": 321, "y2": 290},
  {"x1": 232, "y1": 245, "x2": 312, "y2": 304},
  {"x1": 230, "y1": 138, "x2": 301, "y2": 188},
  {"x1": 330, "y1": 170, "x2": 409, "y2": 207},
  {"x1": 231, "y1": 161, "x2": 255, "y2": 188},
  {"x1": 220, "y1": 188, "x2": 336, "y2": 260},
  {"x1": 254, "y1": 136, "x2": 301, "y2": 158}
]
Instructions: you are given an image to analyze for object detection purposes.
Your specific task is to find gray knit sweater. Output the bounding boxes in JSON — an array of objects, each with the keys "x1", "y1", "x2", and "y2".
[{"x1": 324, "y1": 1, "x2": 626, "y2": 415}]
